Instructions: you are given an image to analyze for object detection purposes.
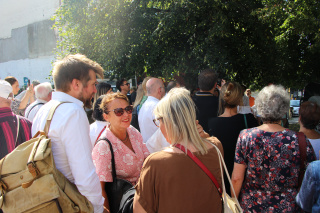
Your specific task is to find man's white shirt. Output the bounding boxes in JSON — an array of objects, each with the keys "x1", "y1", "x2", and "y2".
[
  {"x1": 138, "y1": 96, "x2": 159, "y2": 142},
  {"x1": 25, "y1": 99, "x2": 47, "y2": 122},
  {"x1": 32, "y1": 92, "x2": 104, "y2": 213}
]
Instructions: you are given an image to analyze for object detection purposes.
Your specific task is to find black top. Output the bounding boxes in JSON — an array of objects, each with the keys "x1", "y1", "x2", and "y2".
[
  {"x1": 192, "y1": 92, "x2": 219, "y2": 133},
  {"x1": 208, "y1": 113, "x2": 258, "y2": 193}
]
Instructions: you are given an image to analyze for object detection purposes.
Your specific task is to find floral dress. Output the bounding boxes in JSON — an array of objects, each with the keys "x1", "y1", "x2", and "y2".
[
  {"x1": 92, "y1": 125, "x2": 150, "y2": 185},
  {"x1": 235, "y1": 128, "x2": 316, "y2": 213}
]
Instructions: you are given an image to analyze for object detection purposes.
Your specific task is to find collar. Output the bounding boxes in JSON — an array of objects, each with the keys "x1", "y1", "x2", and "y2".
[
  {"x1": 0, "y1": 107, "x2": 14, "y2": 114},
  {"x1": 35, "y1": 99, "x2": 48, "y2": 104},
  {"x1": 52, "y1": 91, "x2": 84, "y2": 107},
  {"x1": 196, "y1": 91, "x2": 213, "y2": 96},
  {"x1": 147, "y1": 96, "x2": 160, "y2": 102}
]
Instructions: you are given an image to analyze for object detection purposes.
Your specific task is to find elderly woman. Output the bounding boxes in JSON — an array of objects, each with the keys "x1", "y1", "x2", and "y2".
[
  {"x1": 232, "y1": 85, "x2": 316, "y2": 212},
  {"x1": 208, "y1": 82, "x2": 258, "y2": 194},
  {"x1": 299, "y1": 101, "x2": 320, "y2": 159},
  {"x1": 133, "y1": 87, "x2": 224, "y2": 213},
  {"x1": 92, "y1": 93, "x2": 149, "y2": 212}
]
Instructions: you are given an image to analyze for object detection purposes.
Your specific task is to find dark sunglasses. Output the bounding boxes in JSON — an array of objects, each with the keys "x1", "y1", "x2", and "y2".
[
  {"x1": 105, "y1": 105, "x2": 133, "y2": 116},
  {"x1": 122, "y1": 83, "x2": 130, "y2": 86}
]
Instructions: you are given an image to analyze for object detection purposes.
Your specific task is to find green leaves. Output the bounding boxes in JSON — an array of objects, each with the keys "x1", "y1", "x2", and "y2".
[{"x1": 53, "y1": 0, "x2": 320, "y2": 89}]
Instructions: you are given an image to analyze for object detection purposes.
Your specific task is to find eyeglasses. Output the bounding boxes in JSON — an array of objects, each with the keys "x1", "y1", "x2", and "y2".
[
  {"x1": 105, "y1": 105, "x2": 133, "y2": 116},
  {"x1": 121, "y1": 83, "x2": 130, "y2": 86},
  {"x1": 153, "y1": 117, "x2": 162, "y2": 127},
  {"x1": 7, "y1": 93, "x2": 13, "y2": 100}
]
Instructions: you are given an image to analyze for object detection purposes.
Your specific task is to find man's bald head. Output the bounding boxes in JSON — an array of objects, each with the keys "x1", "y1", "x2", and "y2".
[{"x1": 146, "y1": 78, "x2": 165, "y2": 100}]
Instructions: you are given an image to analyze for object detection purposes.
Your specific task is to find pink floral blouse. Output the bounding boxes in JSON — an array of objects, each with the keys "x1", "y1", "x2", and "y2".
[{"x1": 92, "y1": 125, "x2": 150, "y2": 185}]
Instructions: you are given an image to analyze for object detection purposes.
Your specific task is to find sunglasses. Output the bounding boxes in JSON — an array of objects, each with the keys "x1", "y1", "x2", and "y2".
[
  {"x1": 153, "y1": 117, "x2": 163, "y2": 127},
  {"x1": 105, "y1": 105, "x2": 133, "y2": 116},
  {"x1": 122, "y1": 83, "x2": 130, "y2": 86}
]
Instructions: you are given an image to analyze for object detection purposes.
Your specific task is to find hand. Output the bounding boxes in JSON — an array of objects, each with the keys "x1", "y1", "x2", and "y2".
[
  {"x1": 27, "y1": 84, "x2": 34, "y2": 95},
  {"x1": 196, "y1": 120, "x2": 209, "y2": 138},
  {"x1": 221, "y1": 79, "x2": 226, "y2": 87}
]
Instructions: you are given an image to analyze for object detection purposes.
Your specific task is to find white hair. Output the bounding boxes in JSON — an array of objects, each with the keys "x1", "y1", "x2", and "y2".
[
  {"x1": 256, "y1": 84, "x2": 290, "y2": 121},
  {"x1": 34, "y1": 82, "x2": 53, "y2": 99}
]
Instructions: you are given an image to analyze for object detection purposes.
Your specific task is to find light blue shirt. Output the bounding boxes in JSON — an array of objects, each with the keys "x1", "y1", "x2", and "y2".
[{"x1": 296, "y1": 161, "x2": 320, "y2": 212}]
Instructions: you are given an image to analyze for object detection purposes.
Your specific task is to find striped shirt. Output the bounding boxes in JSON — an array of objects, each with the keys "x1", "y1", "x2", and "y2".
[{"x1": 0, "y1": 107, "x2": 32, "y2": 158}]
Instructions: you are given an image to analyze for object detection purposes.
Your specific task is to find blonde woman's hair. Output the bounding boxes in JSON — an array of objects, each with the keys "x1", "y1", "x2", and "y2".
[
  {"x1": 154, "y1": 87, "x2": 209, "y2": 155},
  {"x1": 223, "y1": 81, "x2": 243, "y2": 108},
  {"x1": 133, "y1": 76, "x2": 152, "y2": 107}
]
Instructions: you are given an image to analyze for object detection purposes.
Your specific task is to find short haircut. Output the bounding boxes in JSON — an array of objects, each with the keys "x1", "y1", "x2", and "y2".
[
  {"x1": 198, "y1": 69, "x2": 218, "y2": 91},
  {"x1": 116, "y1": 79, "x2": 126, "y2": 92},
  {"x1": 154, "y1": 87, "x2": 210, "y2": 155},
  {"x1": 166, "y1": 81, "x2": 179, "y2": 93},
  {"x1": 222, "y1": 82, "x2": 243, "y2": 108},
  {"x1": 92, "y1": 95, "x2": 105, "y2": 121},
  {"x1": 52, "y1": 54, "x2": 103, "y2": 92},
  {"x1": 100, "y1": 92, "x2": 129, "y2": 113},
  {"x1": 4, "y1": 76, "x2": 18, "y2": 86},
  {"x1": 300, "y1": 101, "x2": 320, "y2": 129},
  {"x1": 34, "y1": 82, "x2": 52, "y2": 99},
  {"x1": 93, "y1": 82, "x2": 112, "y2": 105},
  {"x1": 146, "y1": 78, "x2": 163, "y2": 95},
  {"x1": 256, "y1": 85, "x2": 290, "y2": 122}
]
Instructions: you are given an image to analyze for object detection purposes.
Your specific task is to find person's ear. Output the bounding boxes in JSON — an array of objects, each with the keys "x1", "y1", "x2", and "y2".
[
  {"x1": 71, "y1": 79, "x2": 81, "y2": 91},
  {"x1": 103, "y1": 112, "x2": 109, "y2": 122}
]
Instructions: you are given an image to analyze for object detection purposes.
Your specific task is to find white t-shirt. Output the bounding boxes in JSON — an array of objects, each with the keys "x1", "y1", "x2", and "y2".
[
  {"x1": 138, "y1": 96, "x2": 159, "y2": 142},
  {"x1": 24, "y1": 99, "x2": 47, "y2": 122},
  {"x1": 32, "y1": 91, "x2": 104, "y2": 213},
  {"x1": 90, "y1": 120, "x2": 108, "y2": 147}
]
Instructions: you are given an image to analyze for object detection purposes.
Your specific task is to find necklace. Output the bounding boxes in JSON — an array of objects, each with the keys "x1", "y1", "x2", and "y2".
[{"x1": 120, "y1": 132, "x2": 128, "y2": 142}]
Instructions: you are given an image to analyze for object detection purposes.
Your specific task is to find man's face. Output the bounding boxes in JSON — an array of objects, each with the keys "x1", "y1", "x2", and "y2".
[
  {"x1": 159, "y1": 81, "x2": 166, "y2": 99},
  {"x1": 246, "y1": 90, "x2": 251, "y2": 96},
  {"x1": 78, "y1": 70, "x2": 97, "y2": 106},
  {"x1": 120, "y1": 81, "x2": 130, "y2": 93}
]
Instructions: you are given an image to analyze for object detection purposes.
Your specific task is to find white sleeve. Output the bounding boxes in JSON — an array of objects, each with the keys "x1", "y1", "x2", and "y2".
[
  {"x1": 61, "y1": 109, "x2": 104, "y2": 213},
  {"x1": 146, "y1": 128, "x2": 170, "y2": 153}
]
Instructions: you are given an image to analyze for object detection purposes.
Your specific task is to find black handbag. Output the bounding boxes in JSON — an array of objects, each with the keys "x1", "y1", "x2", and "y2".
[{"x1": 98, "y1": 138, "x2": 133, "y2": 213}]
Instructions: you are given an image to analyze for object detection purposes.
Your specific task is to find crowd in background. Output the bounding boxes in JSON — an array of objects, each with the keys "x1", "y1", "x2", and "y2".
[{"x1": 0, "y1": 54, "x2": 320, "y2": 213}]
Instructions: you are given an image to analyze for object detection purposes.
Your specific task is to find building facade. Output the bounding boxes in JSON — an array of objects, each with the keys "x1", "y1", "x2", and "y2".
[{"x1": 0, "y1": 0, "x2": 60, "y2": 85}]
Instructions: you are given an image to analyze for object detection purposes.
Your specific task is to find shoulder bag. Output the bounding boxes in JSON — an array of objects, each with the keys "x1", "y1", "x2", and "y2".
[
  {"x1": 297, "y1": 132, "x2": 307, "y2": 188},
  {"x1": 174, "y1": 143, "x2": 243, "y2": 213},
  {"x1": 96, "y1": 138, "x2": 133, "y2": 213}
]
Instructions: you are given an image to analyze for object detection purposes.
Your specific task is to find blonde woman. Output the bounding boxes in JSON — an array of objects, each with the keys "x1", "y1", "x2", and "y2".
[{"x1": 133, "y1": 87, "x2": 223, "y2": 213}]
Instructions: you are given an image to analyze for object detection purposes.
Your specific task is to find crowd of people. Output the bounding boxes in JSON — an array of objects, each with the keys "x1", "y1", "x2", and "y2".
[{"x1": 0, "y1": 53, "x2": 320, "y2": 213}]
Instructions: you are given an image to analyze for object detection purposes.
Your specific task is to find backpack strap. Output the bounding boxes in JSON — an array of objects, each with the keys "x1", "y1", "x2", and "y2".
[
  {"x1": 26, "y1": 102, "x2": 45, "y2": 118},
  {"x1": 44, "y1": 102, "x2": 67, "y2": 135},
  {"x1": 297, "y1": 132, "x2": 307, "y2": 188},
  {"x1": 26, "y1": 102, "x2": 68, "y2": 180}
]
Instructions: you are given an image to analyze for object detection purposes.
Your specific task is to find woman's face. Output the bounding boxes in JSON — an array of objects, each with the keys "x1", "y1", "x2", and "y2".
[
  {"x1": 103, "y1": 98, "x2": 132, "y2": 130},
  {"x1": 12, "y1": 81, "x2": 20, "y2": 95}
]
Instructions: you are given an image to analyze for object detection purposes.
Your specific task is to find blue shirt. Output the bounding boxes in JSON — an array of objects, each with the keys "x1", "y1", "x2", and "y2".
[{"x1": 296, "y1": 161, "x2": 320, "y2": 212}]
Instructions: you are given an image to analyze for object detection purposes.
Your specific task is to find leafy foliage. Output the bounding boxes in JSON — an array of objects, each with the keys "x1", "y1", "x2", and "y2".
[{"x1": 53, "y1": 0, "x2": 320, "y2": 89}]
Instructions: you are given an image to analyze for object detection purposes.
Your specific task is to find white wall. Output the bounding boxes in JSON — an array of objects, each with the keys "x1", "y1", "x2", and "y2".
[
  {"x1": 0, "y1": 0, "x2": 60, "y2": 39},
  {"x1": 0, "y1": 56, "x2": 55, "y2": 84}
]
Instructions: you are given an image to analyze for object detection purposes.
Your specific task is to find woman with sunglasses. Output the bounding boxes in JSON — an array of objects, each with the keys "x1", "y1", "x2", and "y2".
[
  {"x1": 133, "y1": 87, "x2": 224, "y2": 213},
  {"x1": 92, "y1": 92, "x2": 150, "y2": 212}
]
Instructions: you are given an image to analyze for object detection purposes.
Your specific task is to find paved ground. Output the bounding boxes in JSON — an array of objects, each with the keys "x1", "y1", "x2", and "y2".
[{"x1": 289, "y1": 116, "x2": 299, "y2": 125}]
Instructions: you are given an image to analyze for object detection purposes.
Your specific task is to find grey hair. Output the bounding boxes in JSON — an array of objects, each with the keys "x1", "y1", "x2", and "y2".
[
  {"x1": 256, "y1": 84, "x2": 290, "y2": 121},
  {"x1": 154, "y1": 87, "x2": 209, "y2": 155},
  {"x1": 34, "y1": 82, "x2": 53, "y2": 99},
  {"x1": 146, "y1": 78, "x2": 162, "y2": 95}
]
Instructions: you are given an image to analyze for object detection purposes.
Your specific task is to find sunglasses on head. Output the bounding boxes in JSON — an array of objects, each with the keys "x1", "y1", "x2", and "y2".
[{"x1": 105, "y1": 105, "x2": 133, "y2": 116}]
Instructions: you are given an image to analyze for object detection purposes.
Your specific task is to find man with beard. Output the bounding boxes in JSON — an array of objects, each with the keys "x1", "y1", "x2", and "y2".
[{"x1": 32, "y1": 54, "x2": 105, "y2": 213}]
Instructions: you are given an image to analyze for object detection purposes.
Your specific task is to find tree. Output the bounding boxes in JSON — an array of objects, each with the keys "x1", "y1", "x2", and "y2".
[{"x1": 53, "y1": 0, "x2": 320, "y2": 89}]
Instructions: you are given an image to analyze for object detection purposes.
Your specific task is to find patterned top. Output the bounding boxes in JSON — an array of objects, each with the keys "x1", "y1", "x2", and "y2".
[
  {"x1": 235, "y1": 127, "x2": 316, "y2": 213},
  {"x1": 92, "y1": 125, "x2": 150, "y2": 185},
  {"x1": 0, "y1": 107, "x2": 32, "y2": 158}
]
